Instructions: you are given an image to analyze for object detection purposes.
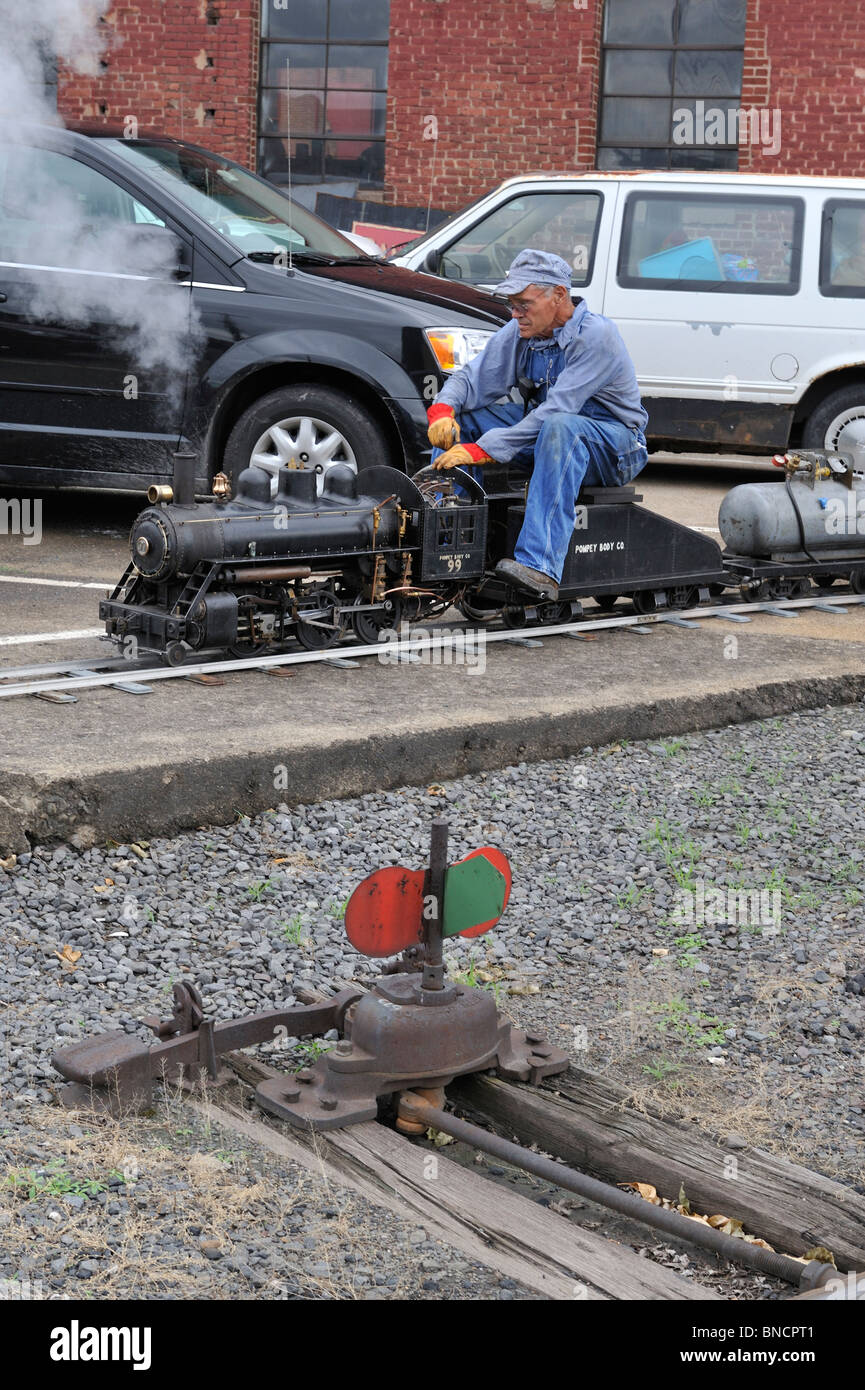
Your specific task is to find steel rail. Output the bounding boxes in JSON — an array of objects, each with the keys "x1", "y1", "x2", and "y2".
[{"x1": 0, "y1": 593, "x2": 862, "y2": 700}]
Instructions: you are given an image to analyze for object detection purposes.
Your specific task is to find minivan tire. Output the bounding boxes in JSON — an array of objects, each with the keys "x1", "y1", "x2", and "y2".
[
  {"x1": 222, "y1": 384, "x2": 393, "y2": 489},
  {"x1": 801, "y1": 384, "x2": 865, "y2": 454}
]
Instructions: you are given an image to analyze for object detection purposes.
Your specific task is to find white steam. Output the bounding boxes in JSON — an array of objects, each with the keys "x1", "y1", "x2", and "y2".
[{"x1": 0, "y1": 0, "x2": 203, "y2": 396}]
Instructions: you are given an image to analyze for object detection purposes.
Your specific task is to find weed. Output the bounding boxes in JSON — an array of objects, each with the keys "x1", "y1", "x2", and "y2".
[
  {"x1": 643, "y1": 1059, "x2": 680, "y2": 1082},
  {"x1": 674, "y1": 933, "x2": 707, "y2": 968},
  {"x1": 282, "y1": 913, "x2": 306, "y2": 944}
]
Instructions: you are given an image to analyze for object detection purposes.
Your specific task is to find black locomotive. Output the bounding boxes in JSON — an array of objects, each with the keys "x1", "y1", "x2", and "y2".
[{"x1": 101, "y1": 449, "x2": 865, "y2": 663}]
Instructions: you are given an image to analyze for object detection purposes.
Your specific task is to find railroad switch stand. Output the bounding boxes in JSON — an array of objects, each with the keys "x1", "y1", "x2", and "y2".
[{"x1": 52, "y1": 819, "x2": 568, "y2": 1129}]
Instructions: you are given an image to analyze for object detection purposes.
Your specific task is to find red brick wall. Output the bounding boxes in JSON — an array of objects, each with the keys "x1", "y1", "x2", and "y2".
[
  {"x1": 383, "y1": 0, "x2": 603, "y2": 208},
  {"x1": 54, "y1": 1, "x2": 864, "y2": 205},
  {"x1": 740, "y1": 0, "x2": 863, "y2": 176},
  {"x1": 57, "y1": 1, "x2": 260, "y2": 169}
]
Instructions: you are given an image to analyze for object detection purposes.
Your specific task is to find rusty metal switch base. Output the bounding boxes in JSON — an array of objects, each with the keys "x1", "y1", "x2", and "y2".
[{"x1": 254, "y1": 972, "x2": 568, "y2": 1132}]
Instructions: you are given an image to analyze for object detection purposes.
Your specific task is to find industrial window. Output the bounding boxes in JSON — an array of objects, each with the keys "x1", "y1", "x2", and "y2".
[
  {"x1": 820, "y1": 200, "x2": 865, "y2": 298},
  {"x1": 617, "y1": 192, "x2": 803, "y2": 294},
  {"x1": 258, "y1": 0, "x2": 390, "y2": 192},
  {"x1": 597, "y1": 0, "x2": 747, "y2": 170}
]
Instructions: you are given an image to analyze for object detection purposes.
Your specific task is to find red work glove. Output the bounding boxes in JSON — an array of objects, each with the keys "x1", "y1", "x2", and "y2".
[
  {"x1": 427, "y1": 403, "x2": 461, "y2": 450},
  {"x1": 433, "y1": 443, "x2": 492, "y2": 470}
]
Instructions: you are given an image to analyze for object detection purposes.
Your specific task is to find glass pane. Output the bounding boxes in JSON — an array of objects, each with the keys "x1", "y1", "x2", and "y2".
[
  {"x1": 263, "y1": 0, "x2": 327, "y2": 41},
  {"x1": 679, "y1": 0, "x2": 747, "y2": 45},
  {"x1": 259, "y1": 136, "x2": 325, "y2": 184},
  {"x1": 324, "y1": 140, "x2": 385, "y2": 185},
  {"x1": 0, "y1": 146, "x2": 163, "y2": 265},
  {"x1": 669, "y1": 146, "x2": 739, "y2": 169},
  {"x1": 604, "y1": 0, "x2": 675, "y2": 45},
  {"x1": 597, "y1": 147, "x2": 670, "y2": 170},
  {"x1": 604, "y1": 50, "x2": 672, "y2": 96},
  {"x1": 674, "y1": 50, "x2": 743, "y2": 96},
  {"x1": 260, "y1": 88, "x2": 325, "y2": 136},
  {"x1": 441, "y1": 192, "x2": 602, "y2": 286},
  {"x1": 262, "y1": 44, "x2": 326, "y2": 87},
  {"x1": 325, "y1": 90, "x2": 386, "y2": 139},
  {"x1": 328, "y1": 45, "x2": 389, "y2": 88},
  {"x1": 624, "y1": 194, "x2": 799, "y2": 285},
  {"x1": 601, "y1": 97, "x2": 671, "y2": 144},
  {"x1": 827, "y1": 204, "x2": 865, "y2": 288},
  {"x1": 329, "y1": 0, "x2": 390, "y2": 42},
  {"x1": 671, "y1": 99, "x2": 742, "y2": 147}
]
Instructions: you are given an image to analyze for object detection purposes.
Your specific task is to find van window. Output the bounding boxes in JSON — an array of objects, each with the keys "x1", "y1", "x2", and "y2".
[
  {"x1": 820, "y1": 199, "x2": 865, "y2": 297},
  {"x1": 0, "y1": 145, "x2": 166, "y2": 265},
  {"x1": 438, "y1": 191, "x2": 603, "y2": 287},
  {"x1": 618, "y1": 191, "x2": 803, "y2": 293}
]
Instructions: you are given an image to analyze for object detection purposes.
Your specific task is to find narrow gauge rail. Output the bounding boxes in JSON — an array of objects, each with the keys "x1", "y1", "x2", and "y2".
[{"x1": 0, "y1": 592, "x2": 862, "y2": 702}]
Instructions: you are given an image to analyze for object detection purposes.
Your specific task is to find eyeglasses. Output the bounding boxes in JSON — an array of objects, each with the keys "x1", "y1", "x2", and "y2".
[{"x1": 509, "y1": 296, "x2": 544, "y2": 318}]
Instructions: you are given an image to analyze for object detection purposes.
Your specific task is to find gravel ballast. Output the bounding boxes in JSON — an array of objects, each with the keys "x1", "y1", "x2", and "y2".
[{"x1": 1, "y1": 702, "x2": 863, "y2": 1299}]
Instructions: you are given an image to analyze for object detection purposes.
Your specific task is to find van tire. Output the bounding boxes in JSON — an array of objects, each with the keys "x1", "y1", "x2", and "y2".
[
  {"x1": 222, "y1": 385, "x2": 392, "y2": 490},
  {"x1": 801, "y1": 385, "x2": 865, "y2": 455}
]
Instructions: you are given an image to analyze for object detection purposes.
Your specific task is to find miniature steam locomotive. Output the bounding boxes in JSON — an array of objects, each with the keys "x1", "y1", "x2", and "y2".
[{"x1": 101, "y1": 449, "x2": 865, "y2": 664}]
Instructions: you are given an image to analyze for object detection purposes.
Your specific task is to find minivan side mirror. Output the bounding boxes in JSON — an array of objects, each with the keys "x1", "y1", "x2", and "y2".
[{"x1": 422, "y1": 248, "x2": 441, "y2": 274}]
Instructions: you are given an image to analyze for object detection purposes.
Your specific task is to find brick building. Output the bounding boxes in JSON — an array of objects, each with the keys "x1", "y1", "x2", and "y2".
[{"x1": 57, "y1": 1, "x2": 864, "y2": 228}]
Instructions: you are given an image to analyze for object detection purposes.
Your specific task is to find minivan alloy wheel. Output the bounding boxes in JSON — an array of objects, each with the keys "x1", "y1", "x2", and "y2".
[{"x1": 250, "y1": 415, "x2": 357, "y2": 485}]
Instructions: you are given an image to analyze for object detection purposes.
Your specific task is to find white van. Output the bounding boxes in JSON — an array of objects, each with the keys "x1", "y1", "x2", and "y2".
[{"x1": 390, "y1": 172, "x2": 865, "y2": 458}]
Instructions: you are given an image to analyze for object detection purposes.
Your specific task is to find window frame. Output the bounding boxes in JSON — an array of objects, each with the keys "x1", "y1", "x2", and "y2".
[
  {"x1": 436, "y1": 188, "x2": 606, "y2": 289},
  {"x1": 597, "y1": 0, "x2": 747, "y2": 171},
  {"x1": 616, "y1": 189, "x2": 805, "y2": 296},
  {"x1": 257, "y1": 0, "x2": 390, "y2": 190},
  {"x1": 819, "y1": 197, "x2": 865, "y2": 299}
]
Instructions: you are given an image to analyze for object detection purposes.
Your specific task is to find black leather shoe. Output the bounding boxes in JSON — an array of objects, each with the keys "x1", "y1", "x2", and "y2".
[{"x1": 495, "y1": 558, "x2": 559, "y2": 598}]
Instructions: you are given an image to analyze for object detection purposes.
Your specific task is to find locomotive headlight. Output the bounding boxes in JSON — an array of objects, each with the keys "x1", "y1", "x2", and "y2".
[{"x1": 424, "y1": 327, "x2": 495, "y2": 373}]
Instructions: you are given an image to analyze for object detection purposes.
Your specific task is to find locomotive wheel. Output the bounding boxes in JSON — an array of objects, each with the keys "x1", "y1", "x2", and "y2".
[
  {"x1": 851, "y1": 570, "x2": 865, "y2": 595},
  {"x1": 631, "y1": 590, "x2": 658, "y2": 616},
  {"x1": 350, "y1": 594, "x2": 402, "y2": 645},
  {"x1": 502, "y1": 605, "x2": 528, "y2": 629},
  {"x1": 295, "y1": 587, "x2": 346, "y2": 650},
  {"x1": 592, "y1": 594, "x2": 619, "y2": 612},
  {"x1": 222, "y1": 385, "x2": 391, "y2": 496}
]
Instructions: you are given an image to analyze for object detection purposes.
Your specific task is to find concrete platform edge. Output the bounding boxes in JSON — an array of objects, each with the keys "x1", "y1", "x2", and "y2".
[{"x1": 2, "y1": 668, "x2": 864, "y2": 855}]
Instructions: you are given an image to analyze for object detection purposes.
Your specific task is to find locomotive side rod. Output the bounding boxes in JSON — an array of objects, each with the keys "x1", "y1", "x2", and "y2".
[{"x1": 0, "y1": 593, "x2": 863, "y2": 700}]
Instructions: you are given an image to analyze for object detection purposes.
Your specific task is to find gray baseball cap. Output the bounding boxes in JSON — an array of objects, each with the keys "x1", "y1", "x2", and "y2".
[{"x1": 492, "y1": 248, "x2": 574, "y2": 296}]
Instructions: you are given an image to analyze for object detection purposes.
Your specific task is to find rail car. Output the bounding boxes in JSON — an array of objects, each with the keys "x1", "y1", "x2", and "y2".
[{"x1": 100, "y1": 448, "x2": 865, "y2": 663}]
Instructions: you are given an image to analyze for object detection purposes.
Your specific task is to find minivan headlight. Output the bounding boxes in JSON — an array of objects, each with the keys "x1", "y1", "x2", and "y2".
[{"x1": 424, "y1": 327, "x2": 495, "y2": 373}]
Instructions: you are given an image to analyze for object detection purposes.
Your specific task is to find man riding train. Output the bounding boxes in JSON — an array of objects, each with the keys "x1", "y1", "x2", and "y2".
[{"x1": 428, "y1": 249, "x2": 649, "y2": 599}]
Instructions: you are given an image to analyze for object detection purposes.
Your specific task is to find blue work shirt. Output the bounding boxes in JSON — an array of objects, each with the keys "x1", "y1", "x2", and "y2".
[{"x1": 434, "y1": 299, "x2": 648, "y2": 463}]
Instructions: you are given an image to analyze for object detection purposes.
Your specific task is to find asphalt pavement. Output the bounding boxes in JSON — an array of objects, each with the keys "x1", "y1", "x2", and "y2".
[{"x1": 1, "y1": 455, "x2": 863, "y2": 854}]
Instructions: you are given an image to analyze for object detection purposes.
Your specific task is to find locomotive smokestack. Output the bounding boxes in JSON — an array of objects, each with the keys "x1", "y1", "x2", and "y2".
[{"x1": 173, "y1": 451, "x2": 198, "y2": 508}]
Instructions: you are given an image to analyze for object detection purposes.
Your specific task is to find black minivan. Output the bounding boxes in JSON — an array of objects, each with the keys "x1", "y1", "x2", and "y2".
[{"x1": 0, "y1": 125, "x2": 507, "y2": 492}]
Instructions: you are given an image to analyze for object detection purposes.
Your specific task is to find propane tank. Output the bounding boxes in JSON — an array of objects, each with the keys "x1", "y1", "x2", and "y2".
[{"x1": 718, "y1": 452, "x2": 865, "y2": 560}]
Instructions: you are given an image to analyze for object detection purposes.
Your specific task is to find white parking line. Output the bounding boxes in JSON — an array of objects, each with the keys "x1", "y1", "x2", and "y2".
[
  {"x1": 0, "y1": 628, "x2": 104, "y2": 647},
  {"x1": 0, "y1": 575, "x2": 112, "y2": 590},
  {"x1": 692, "y1": 525, "x2": 721, "y2": 534}
]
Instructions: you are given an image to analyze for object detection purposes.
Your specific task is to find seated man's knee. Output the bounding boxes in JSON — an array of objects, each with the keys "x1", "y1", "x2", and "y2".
[{"x1": 536, "y1": 413, "x2": 590, "y2": 452}]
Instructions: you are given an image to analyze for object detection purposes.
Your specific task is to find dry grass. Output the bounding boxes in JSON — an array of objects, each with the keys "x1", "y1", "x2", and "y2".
[{"x1": 0, "y1": 1080, "x2": 446, "y2": 1300}]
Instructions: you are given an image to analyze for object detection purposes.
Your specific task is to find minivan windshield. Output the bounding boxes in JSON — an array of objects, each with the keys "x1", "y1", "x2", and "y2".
[{"x1": 103, "y1": 138, "x2": 364, "y2": 261}]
